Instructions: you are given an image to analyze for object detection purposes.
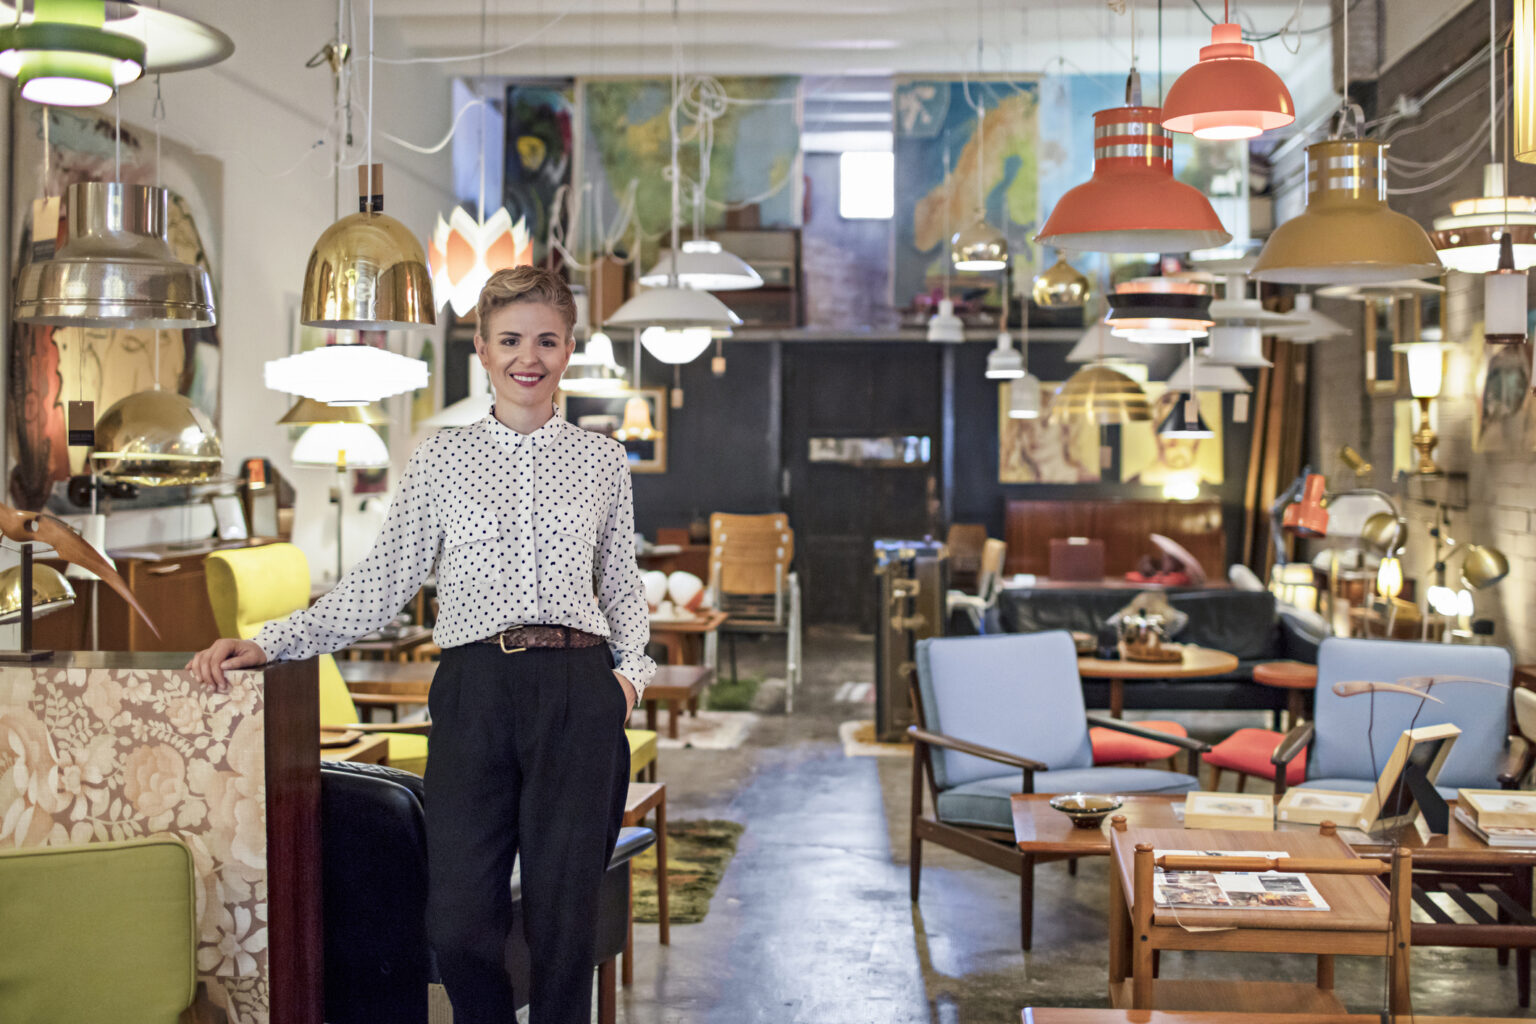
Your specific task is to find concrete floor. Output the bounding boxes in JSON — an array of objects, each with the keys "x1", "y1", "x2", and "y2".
[{"x1": 615, "y1": 627, "x2": 1534, "y2": 1022}]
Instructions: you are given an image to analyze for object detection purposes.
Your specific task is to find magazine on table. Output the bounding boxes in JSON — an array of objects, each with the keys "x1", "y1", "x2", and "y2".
[
  {"x1": 1454, "y1": 807, "x2": 1536, "y2": 849},
  {"x1": 1151, "y1": 849, "x2": 1331, "y2": 912}
]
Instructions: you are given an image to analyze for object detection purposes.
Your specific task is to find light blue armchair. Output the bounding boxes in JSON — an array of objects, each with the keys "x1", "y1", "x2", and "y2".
[
  {"x1": 909, "y1": 631, "x2": 1203, "y2": 949},
  {"x1": 1272, "y1": 637, "x2": 1528, "y2": 800}
]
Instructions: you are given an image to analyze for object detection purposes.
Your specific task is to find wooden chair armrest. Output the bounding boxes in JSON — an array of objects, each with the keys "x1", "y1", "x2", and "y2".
[
  {"x1": 906, "y1": 725, "x2": 1047, "y2": 772},
  {"x1": 349, "y1": 692, "x2": 430, "y2": 707},
  {"x1": 1085, "y1": 714, "x2": 1212, "y2": 753},
  {"x1": 1499, "y1": 735, "x2": 1534, "y2": 788},
  {"x1": 1270, "y1": 721, "x2": 1315, "y2": 798},
  {"x1": 346, "y1": 721, "x2": 433, "y2": 735}
]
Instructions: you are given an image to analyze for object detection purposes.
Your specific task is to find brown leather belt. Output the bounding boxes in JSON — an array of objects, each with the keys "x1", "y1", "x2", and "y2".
[{"x1": 478, "y1": 625, "x2": 607, "y2": 653}]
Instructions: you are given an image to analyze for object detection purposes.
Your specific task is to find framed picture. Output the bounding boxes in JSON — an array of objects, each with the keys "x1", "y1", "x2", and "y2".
[
  {"x1": 558, "y1": 388, "x2": 668, "y2": 473},
  {"x1": 1363, "y1": 297, "x2": 1403, "y2": 395},
  {"x1": 210, "y1": 493, "x2": 248, "y2": 540},
  {"x1": 1361, "y1": 722, "x2": 1461, "y2": 834}
]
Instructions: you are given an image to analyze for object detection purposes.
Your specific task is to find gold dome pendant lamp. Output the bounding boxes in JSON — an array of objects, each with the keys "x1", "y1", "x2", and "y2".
[
  {"x1": 89, "y1": 388, "x2": 222, "y2": 485},
  {"x1": 303, "y1": 162, "x2": 434, "y2": 330},
  {"x1": 1032, "y1": 255, "x2": 1091, "y2": 308}
]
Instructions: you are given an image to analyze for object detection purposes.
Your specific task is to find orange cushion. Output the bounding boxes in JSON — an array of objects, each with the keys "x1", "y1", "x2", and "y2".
[
  {"x1": 1205, "y1": 727, "x2": 1306, "y2": 785},
  {"x1": 1090, "y1": 720, "x2": 1188, "y2": 764}
]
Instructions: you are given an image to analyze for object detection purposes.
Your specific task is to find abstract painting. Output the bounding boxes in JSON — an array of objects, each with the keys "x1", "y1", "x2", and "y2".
[{"x1": 504, "y1": 82, "x2": 574, "y2": 264}]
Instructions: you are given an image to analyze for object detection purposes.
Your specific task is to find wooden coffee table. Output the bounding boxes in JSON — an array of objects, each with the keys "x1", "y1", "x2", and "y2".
[
  {"x1": 1078, "y1": 646, "x2": 1239, "y2": 718},
  {"x1": 643, "y1": 665, "x2": 715, "y2": 739}
]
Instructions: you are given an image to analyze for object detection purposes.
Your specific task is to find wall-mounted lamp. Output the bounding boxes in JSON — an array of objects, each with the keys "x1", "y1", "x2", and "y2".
[{"x1": 1395, "y1": 340, "x2": 1445, "y2": 474}]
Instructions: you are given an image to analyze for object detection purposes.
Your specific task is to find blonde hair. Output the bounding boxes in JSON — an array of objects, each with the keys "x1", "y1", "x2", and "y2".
[{"x1": 475, "y1": 266, "x2": 577, "y2": 339}]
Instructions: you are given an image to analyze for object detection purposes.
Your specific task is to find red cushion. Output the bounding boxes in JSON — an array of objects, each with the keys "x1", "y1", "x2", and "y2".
[
  {"x1": 1205, "y1": 727, "x2": 1307, "y2": 785},
  {"x1": 1091, "y1": 720, "x2": 1188, "y2": 764}
]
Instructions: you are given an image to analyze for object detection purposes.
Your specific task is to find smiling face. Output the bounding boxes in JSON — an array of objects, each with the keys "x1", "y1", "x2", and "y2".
[{"x1": 475, "y1": 300, "x2": 575, "y2": 428}]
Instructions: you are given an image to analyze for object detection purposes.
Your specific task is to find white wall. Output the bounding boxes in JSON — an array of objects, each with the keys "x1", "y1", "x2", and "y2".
[{"x1": 113, "y1": 1, "x2": 454, "y2": 581}]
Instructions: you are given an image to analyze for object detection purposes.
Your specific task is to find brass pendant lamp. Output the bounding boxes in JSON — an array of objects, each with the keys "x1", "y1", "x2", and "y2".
[
  {"x1": 1047, "y1": 363, "x2": 1152, "y2": 425},
  {"x1": 89, "y1": 388, "x2": 222, "y2": 485}
]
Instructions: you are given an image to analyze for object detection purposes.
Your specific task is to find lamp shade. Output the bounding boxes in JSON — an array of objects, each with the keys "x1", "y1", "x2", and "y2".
[
  {"x1": 0, "y1": 0, "x2": 143, "y2": 107},
  {"x1": 1106, "y1": 277, "x2": 1213, "y2": 343},
  {"x1": 985, "y1": 333, "x2": 1024, "y2": 379},
  {"x1": 560, "y1": 330, "x2": 627, "y2": 392},
  {"x1": 951, "y1": 216, "x2": 1008, "y2": 271},
  {"x1": 14, "y1": 182, "x2": 215, "y2": 328},
  {"x1": 265, "y1": 344, "x2": 430, "y2": 406},
  {"x1": 1486, "y1": 236, "x2": 1529, "y2": 341},
  {"x1": 1359, "y1": 511, "x2": 1406, "y2": 555},
  {"x1": 277, "y1": 398, "x2": 387, "y2": 426},
  {"x1": 291, "y1": 422, "x2": 390, "y2": 468},
  {"x1": 1161, "y1": 22, "x2": 1295, "y2": 140},
  {"x1": 1157, "y1": 393, "x2": 1214, "y2": 438},
  {"x1": 89, "y1": 390, "x2": 221, "y2": 485},
  {"x1": 612, "y1": 396, "x2": 659, "y2": 441},
  {"x1": 1035, "y1": 106, "x2": 1231, "y2": 253},
  {"x1": 1266, "y1": 294, "x2": 1349, "y2": 343},
  {"x1": 0, "y1": 563, "x2": 74, "y2": 624},
  {"x1": 1431, "y1": 164, "x2": 1536, "y2": 272},
  {"x1": 640, "y1": 239, "x2": 763, "y2": 291},
  {"x1": 1047, "y1": 363, "x2": 1153, "y2": 424},
  {"x1": 607, "y1": 285, "x2": 740, "y2": 333},
  {"x1": 427, "y1": 205, "x2": 533, "y2": 317},
  {"x1": 1203, "y1": 326, "x2": 1271, "y2": 367},
  {"x1": 926, "y1": 298, "x2": 965, "y2": 342},
  {"x1": 1066, "y1": 322, "x2": 1153, "y2": 370},
  {"x1": 1166, "y1": 352, "x2": 1253, "y2": 392},
  {"x1": 1032, "y1": 256, "x2": 1090, "y2": 307},
  {"x1": 1282, "y1": 473, "x2": 1328, "y2": 537},
  {"x1": 302, "y1": 166, "x2": 436, "y2": 330},
  {"x1": 1462, "y1": 544, "x2": 1510, "y2": 589},
  {"x1": 1252, "y1": 138, "x2": 1444, "y2": 284},
  {"x1": 1007, "y1": 373, "x2": 1042, "y2": 419},
  {"x1": 639, "y1": 326, "x2": 712, "y2": 365},
  {"x1": 0, "y1": 0, "x2": 233, "y2": 75},
  {"x1": 1397, "y1": 341, "x2": 1445, "y2": 398}
]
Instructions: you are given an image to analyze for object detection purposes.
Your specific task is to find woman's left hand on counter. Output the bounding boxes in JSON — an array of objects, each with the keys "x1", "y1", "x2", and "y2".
[{"x1": 186, "y1": 638, "x2": 267, "y2": 693}]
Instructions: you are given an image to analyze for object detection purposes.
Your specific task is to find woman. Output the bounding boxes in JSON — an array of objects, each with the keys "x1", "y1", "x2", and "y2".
[{"x1": 188, "y1": 265, "x2": 655, "y2": 1024}]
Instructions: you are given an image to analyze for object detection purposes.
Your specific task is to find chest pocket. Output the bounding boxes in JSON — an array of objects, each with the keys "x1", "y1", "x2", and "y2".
[
  {"x1": 445, "y1": 507, "x2": 501, "y2": 549},
  {"x1": 442, "y1": 507, "x2": 504, "y2": 585},
  {"x1": 547, "y1": 502, "x2": 599, "y2": 548}
]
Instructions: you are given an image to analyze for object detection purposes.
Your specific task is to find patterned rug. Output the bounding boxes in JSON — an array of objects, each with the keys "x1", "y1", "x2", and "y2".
[
  {"x1": 631, "y1": 819, "x2": 745, "y2": 924},
  {"x1": 839, "y1": 719, "x2": 912, "y2": 758}
]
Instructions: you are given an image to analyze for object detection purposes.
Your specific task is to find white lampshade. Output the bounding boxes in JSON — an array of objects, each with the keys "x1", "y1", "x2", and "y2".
[
  {"x1": 927, "y1": 298, "x2": 964, "y2": 343},
  {"x1": 640, "y1": 239, "x2": 763, "y2": 291},
  {"x1": 1202, "y1": 325, "x2": 1272, "y2": 367},
  {"x1": 1267, "y1": 294, "x2": 1349, "y2": 343},
  {"x1": 640, "y1": 326, "x2": 712, "y2": 364},
  {"x1": 266, "y1": 344, "x2": 430, "y2": 406},
  {"x1": 985, "y1": 333, "x2": 1025, "y2": 379},
  {"x1": 1431, "y1": 165, "x2": 1536, "y2": 273},
  {"x1": 560, "y1": 330, "x2": 627, "y2": 392},
  {"x1": 1396, "y1": 341, "x2": 1445, "y2": 398},
  {"x1": 292, "y1": 422, "x2": 390, "y2": 467},
  {"x1": 608, "y1": 285, "x2": 740, "y2": 332},
  {"x1": 1007, "y1": 373, "x2": 1042, "y2": 419},
  {"x1": 1166, "y1": 352, "x2": 1253, "y2": 392},
  {"x1": 1486, "y1": 269, "x2": 1530, "y2": 339},
  {"x1": 1067, "y1": 323, "x2": 1150, "y2": 364}
]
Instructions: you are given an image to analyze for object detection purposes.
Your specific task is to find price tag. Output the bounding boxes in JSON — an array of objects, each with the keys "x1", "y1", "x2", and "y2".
[
  {"x1": 1233, "y1": 393, "x2": 1250, "y2": 423},
  {"x1": 30, "y1": 196, "x2": 60, "y2": 262},
  {"x1": 67, "y1": 400, "x2": 94, "y2": 447}
]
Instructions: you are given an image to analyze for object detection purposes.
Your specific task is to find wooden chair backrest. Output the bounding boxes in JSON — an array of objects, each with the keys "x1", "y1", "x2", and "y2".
[
  {"x1": 710, "y1": 513, "x2": 793, "y2": 598},
  {"x1": 977, "y1": 539, "x2": 1007, "y2": 601},
  {"x1": 946, "y1": 523, "x2": 988, "y2": 576}
]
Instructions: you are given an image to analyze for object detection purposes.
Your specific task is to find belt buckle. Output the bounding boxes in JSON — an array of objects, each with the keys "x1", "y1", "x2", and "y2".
[{"x1": 498, "y1": 632, "x2": 526, "y2": 655}]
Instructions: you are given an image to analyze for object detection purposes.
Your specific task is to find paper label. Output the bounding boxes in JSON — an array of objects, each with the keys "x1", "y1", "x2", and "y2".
[{"x1": 67, "y1": 400, "x2": 94, "y2": 447}]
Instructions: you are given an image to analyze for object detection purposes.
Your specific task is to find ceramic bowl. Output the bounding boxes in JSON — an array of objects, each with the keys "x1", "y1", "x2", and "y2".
[{"x1": 1048, "y1": 792, "x2": 1123, "y2": 829}]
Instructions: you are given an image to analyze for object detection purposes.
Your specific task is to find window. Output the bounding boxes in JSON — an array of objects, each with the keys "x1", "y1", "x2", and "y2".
[{"x1": 838, "y1": 151, "x2": 894, "y2": 219}]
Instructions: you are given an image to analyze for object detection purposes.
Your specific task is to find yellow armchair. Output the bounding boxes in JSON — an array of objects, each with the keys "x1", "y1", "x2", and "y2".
[{"x1": 205, "y1": 544, "x2": 429, "y2": 774}]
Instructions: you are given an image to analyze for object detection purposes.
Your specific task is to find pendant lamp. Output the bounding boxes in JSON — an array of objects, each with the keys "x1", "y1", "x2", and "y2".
[
  {"x1": 1202, "y1": 325, "x2": 1270, "y2": 367},
  {"x1": 1157, "y1": 395, "x2": 1214, "y2": 438},
  {"x1": 1486, "y1": 235, "x2": 1530, "y2": 344},
  {"x1": 265, "y1": 342, "x2": 429, "y2": 406},
  {"x1": 1251, "y1": 138, "x2": 1443, "y2": 284},
  {"x1": 612, "y1": 396, "x2": 659, "y2": 441},
  {"x1": 1067, "y1": 322, "x2": 1152, "y2": 382},
  {"x1": 1032, "y1": 255, "x2": 1091, "y2": 308},
  {"x1": 303, "y1": 163, "x2": 436, "y2": 329},
  {"x1": 0, "y1": 563, "x2": 74, "y2": 623},
  {"x1": 1106, "y1": 277, "x2": 1214, "y2": 343},
  {"x1": 952, "y1": 217, "x2": 1008, "y2": 272},
  {"x1": 641, "y1": 239, "x2": 763, "y2": 291},
  {"x1": 1208, "y1": 273, "x2": 1305, "y2": 330},
  {"x1": 427, "y1": 205, "x2": 533, "y2": 317},
  {"x1": 1432, "y1": 166, "x2": 1536, "y2": 272},
  {"x1": 1036, "y1": 105, "x2": 1231, "y2": 253},
  {"x1": 1047, "y1": 363, "x2": 1152, "y2": 424},
  {"x1": 0, "y1": 0, "x2": 142, "y2": 106},
  {"x1": 0, "y1": 0, "x2": 233, "y2": 93},
  {"x1": 1166, "y1": 351, "x2": 1253, "y2": 392},
  {"x1": 561, "y1": 331, "x2": 627, "y2": 393},
  {"x1": 14, "y1": 181, "x2": 215, "y2": 327},
  {"x1": 1266, "y1": 294, "x2": 1349, "y2": 343},
  {"x1": 1007, "y1": 373, "x2": 1042, "y2": 419},
  {"x1": 89, "y1": 389, "x2": 222, "y2": 485},
  {"x1": 421, "y1": 356, "x2": 492, "y2": 429},
  {"x1": 926, "y1": 298, "x2": 965, "y2": 342},
  {"x1": 985, "y1": 332, "x2": 1024, "y2": 378},
  {"x1": 1161, "y1": 21, "x2": 1295, "y2": 140},
  {"x1": 280, "y1": 396, "x2": 386, "y2": 427}
]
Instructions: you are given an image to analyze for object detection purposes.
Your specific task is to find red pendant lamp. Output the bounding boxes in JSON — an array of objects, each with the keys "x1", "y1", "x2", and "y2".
[
  {"x1": 1162, "y1": 20, "x2": 1295, "y2": 140},
  {"x1": 1036, "y1": 96, "x2": 1231, "y2": 254}
]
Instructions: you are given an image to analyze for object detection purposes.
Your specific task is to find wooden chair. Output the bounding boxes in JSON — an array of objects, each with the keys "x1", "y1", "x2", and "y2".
[
  {"x1": 1108, "y1": 820, "x2": 1413, "y2": 1014},
  {"x1": 945, "y1": 522, "x2": 989, "y2": 594},
  {"x1": 946, "y1": 537, "x2": 1007, "y2": 632},
  {"x1": 705, "y1": 512, "x2": 802, "y2": 712}
]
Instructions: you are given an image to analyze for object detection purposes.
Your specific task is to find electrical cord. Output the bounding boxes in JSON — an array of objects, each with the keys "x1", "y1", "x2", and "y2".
[{"x1": 1190, "y1": 0, "x2": 1368, "y2": 43}]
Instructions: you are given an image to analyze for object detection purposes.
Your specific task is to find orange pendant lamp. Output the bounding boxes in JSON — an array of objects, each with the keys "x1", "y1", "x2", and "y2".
[
  {"x1": 1036, "y1": 102, "x2": 1231, "y2": 254},
  {"x1": 1161, "y1": 19, "x2": 1294, "y2": 140}
]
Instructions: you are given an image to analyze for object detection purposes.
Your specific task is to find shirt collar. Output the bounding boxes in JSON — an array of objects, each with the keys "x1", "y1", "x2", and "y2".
[{"x1": 480, "y1": 404, "x2": 567, "y2": 449}]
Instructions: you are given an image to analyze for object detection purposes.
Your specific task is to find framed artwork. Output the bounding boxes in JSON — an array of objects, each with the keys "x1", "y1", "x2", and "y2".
[
  {"x1": 1472, "y1": 327, "x2": 1535, "y2": 452},
  {"x1": 996, "y1": 383, "x2": 1100, "y2": 483},
  {"x1": 210, "y1": 493, "x2": 248, "y2": 540},
  {"x1": 558, "y1": 388, "x2": 667, "y2": 473},
  {"x1": 1363, "y1": 298, "x2": 1403, "y2": 395}
]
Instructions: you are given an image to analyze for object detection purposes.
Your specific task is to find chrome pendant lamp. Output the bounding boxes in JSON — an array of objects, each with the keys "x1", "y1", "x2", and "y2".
[{"x1": 14, "y1": 180, "x2": 215, "y2": 327}]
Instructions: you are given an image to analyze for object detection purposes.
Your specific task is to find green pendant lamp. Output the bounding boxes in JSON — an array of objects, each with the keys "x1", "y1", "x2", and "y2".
[{"x1": 0, "y1": 0, "x2": 143, "y2": 107}]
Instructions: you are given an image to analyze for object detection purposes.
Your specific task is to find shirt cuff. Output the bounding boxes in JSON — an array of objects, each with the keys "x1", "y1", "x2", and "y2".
[{"x1": 614, "y1": 648, "x2": 656, "y2": 701}]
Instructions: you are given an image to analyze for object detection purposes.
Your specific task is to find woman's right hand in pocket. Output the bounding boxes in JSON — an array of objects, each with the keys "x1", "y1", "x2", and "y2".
[{"x1": 186, "y1": 639, "x2": 267, "y2": 693}]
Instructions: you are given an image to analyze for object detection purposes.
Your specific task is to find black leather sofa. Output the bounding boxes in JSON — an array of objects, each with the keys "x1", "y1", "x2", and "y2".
[
  {"x1": 985, "y1": 587, "x2": 1325, "y2": 713},
  {"x1": 319, "y1": 760, "x2": 654, "y2": 1024}
]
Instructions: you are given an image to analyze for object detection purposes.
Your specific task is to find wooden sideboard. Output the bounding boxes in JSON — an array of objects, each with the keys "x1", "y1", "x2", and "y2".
[
  {"x1": 35, "y1": 537, "x2": 279, "y2": 653},
  {"x1": 1003, "y1": 499, "x2": 1225, "y2": 579}
]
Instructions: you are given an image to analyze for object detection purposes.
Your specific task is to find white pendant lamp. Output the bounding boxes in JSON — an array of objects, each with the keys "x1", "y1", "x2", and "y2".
[
  {"x1": 1166, "y1": 351, "x2": 1253, "y2": 392},
  {"x1": 560, "y1": 330, "x2": 626, "y2": 393},
  {"x1": 985, "y1": 332, "x2": 1024, "y2": 378},
  {"x1": 1208, "y1": 273, "x2": 1305, "y2": 330},
  {"x1": 927, "y1": 298, "x2": 965, "y2": 343},
  {"x1": 266, "y1": 343, "x2": 429, "y2": 406},
  {"x1": 1007, "y1": 373, "x2": 1042, "y2": 419},
  {"x1": 1202, "y1": 325, "x2": 1271, "y2": 367},
  {"x1": 1487, "y1": 235, "x2": 1530, "y2": 343},
  {"x1": 638, "y1": 325, "x2": 714, "y2": 365},
  {"x1": 1266, "y1": 294, "x2": 1349, "y2": 343},
  {"x1": 641, "y1": 239, "x2": 763, "y2": 291},
  {"x1": 1160, "y1": 346, "x2": 1214, "y2": 441}
]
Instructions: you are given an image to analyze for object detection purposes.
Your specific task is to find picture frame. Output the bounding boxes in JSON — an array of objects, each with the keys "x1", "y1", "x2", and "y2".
[
  {"x1": 558, "y1": 387, "x2": 668, "y2": 473},
  {"x1": 211, "y1": 493, "x2": 248, "y2": 541},
  {"x1": 1360, "y1": 721, "x2": 1461, "y2": 834},
  {"x1": 1363, "y1": 297, "x2": 1403, "y2": 395}
]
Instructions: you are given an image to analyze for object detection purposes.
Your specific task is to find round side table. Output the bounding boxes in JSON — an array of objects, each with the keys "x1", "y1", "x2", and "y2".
[{"x1": 1253, "y1": 661, "x2": 1317, "y2": 731}]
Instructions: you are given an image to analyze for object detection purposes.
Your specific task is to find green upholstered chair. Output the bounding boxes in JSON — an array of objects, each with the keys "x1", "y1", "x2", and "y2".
[
  {"x1": 205, "y1": 543, "x2": 429, "y2": 775},
  {"x1": 0, "y1": 838, "x2": 196, "y2": 1023}
]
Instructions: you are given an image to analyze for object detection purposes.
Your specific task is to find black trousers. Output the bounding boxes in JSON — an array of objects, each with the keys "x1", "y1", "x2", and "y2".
[{"x1": 425, "y1": 643, "x2": 631, "y2": 1023}]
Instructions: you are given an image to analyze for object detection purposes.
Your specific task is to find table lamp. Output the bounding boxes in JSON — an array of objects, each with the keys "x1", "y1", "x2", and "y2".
[{"x1": 1395, "y1": 339, "x2": 1446, "y2": 474}]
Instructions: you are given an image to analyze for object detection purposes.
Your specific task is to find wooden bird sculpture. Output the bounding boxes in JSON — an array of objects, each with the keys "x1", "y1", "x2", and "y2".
[
  {"x1": 0, "y1": 503, "x2": 160, "y2": 639},
  {"x1": 1332, "y1": 675, "x2": 1506, "y2": 702}
]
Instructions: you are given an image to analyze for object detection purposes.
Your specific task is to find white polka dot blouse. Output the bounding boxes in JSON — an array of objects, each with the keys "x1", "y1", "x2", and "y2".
[{"x1": 254, "y1": 408, "x2": 657, "y2": 698}]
